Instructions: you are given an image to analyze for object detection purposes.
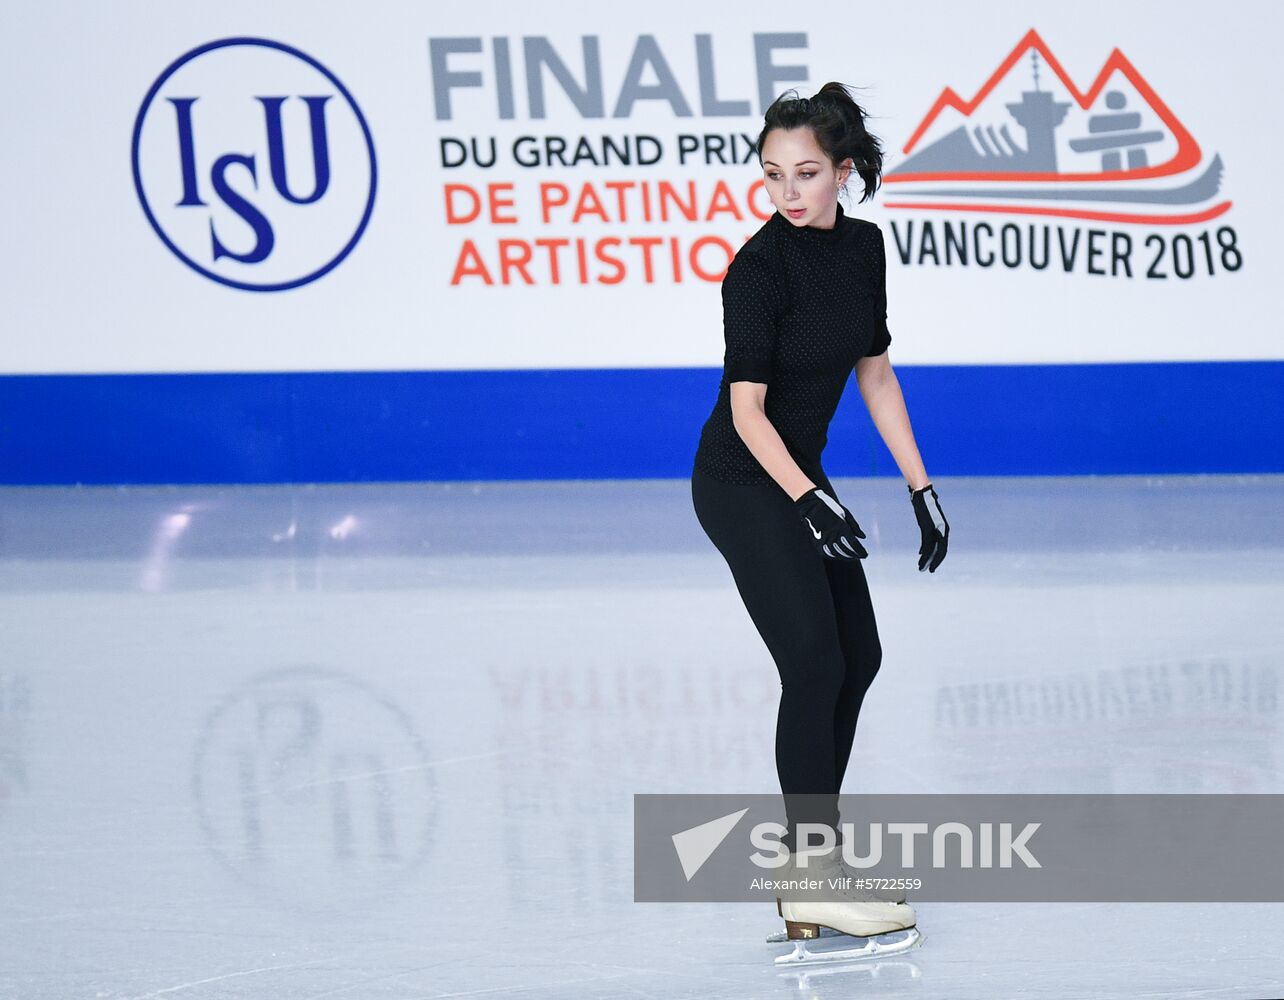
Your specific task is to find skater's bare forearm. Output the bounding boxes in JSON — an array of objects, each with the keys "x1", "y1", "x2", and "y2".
[
  {"x1": 729, "y1": 382, "x2": 816, "y2": 501},
  {"x1": 855, "y1": 354, "x2": 930, "y2": 491}
]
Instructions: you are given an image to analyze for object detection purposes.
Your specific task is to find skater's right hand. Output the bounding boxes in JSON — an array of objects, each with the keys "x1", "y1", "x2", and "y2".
[{"x1": 794, "y1": 487, "x2": 868, "y2": 560}]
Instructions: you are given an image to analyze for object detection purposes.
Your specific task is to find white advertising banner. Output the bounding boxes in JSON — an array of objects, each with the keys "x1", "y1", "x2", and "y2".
[{"x1": 3, "y1": 0, "x2": 1279, "y2": 374}]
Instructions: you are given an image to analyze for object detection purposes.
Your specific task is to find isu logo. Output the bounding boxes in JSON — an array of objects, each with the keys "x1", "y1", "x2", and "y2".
[
  {"x1": 885, "y1": 30, "x2": 1242, "y2": 280},
  {"x1": 131, "y1": 37, "x2": 377, "y2": 292}
]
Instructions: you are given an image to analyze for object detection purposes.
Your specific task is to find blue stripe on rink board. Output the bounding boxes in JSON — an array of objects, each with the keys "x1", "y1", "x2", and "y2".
[{"x1": 0, "y1": 361, "x2": 1279, "y2": 484}]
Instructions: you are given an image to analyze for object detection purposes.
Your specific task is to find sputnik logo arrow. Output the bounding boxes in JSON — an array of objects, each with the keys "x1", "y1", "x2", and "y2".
[{"x1": 672, "y1": 808, "x2": 749, "y2": 881}]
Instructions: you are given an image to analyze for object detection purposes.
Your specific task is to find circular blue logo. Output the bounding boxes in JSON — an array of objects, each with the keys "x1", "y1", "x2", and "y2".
[{"x1": 132, "y1": 38, "x2": 377, "y2": 292}]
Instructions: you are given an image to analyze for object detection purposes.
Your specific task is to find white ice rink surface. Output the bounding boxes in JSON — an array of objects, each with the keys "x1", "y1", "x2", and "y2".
[{"x1": 1, "y1": 475, "x2": 1281, "y2": 999}]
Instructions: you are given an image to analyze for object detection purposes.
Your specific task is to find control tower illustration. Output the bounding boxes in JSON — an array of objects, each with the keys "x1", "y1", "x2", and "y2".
[{"x1": 890, "y1": 51, "x2": 1072, "y2": 175}]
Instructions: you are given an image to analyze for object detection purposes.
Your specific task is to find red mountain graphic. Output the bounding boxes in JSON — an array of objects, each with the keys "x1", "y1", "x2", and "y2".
[{"x1": 888, "y1": 28, "x2": 1203, "y2": 183}]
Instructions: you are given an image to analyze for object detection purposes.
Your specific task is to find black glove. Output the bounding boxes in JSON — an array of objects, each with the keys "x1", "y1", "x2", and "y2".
[
  {"x1": 794, "y1": 487, "x2": 868, "y2": 560},
  {"x1": 909, "y1": 482, "x2": 948, "y2": 572}
]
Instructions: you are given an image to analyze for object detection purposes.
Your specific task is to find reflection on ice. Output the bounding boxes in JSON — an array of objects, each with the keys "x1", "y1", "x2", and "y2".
[
  {"x1": 0, "y1": 475, "x2": 1280, "y2": 999},
  {"x1": 191, "y1": 666, "x2": 437, "y2": 913}
]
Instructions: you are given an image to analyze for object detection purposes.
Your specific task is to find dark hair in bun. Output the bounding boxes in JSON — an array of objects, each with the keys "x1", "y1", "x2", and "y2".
[{"x1": 756, "y1": 82, "x2": 884, "y2": 203}]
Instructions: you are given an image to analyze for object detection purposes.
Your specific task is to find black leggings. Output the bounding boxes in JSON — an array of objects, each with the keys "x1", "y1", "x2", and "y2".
[{"x1": 691, "y1": 464, "x2": 882, "y2": 852}]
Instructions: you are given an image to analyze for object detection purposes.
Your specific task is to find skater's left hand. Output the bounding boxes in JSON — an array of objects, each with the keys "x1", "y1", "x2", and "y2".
[{"x1": 909, "y1": 482, "x2": 948, "y2": 572}]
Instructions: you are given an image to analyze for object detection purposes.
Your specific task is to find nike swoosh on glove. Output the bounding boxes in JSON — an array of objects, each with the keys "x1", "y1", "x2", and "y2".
[
  {"x1": 909, "y1": 482, "x2": 949, "y2": 572},
  {"x1": 794, "y1": 487, "x2": 868, "y2": 560}
]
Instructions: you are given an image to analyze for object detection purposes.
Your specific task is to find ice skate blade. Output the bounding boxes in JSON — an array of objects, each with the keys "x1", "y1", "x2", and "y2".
[
  {"x1": 765, "y1": 925, "x2": 845, "y2": 944},
  {"x1": 772, "y1": 926, "x2": 922, "y2": 966}
]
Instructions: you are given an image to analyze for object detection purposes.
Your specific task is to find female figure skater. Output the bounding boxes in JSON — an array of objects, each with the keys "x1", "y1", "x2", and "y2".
[{"x1": 690, "y1": 83, "x2": 949, "y2": 948}]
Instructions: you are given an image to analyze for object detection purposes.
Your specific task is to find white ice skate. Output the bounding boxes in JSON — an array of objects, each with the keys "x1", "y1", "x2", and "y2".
[
  {"x1": 771, "y1": 842, "x2": 907, "y2": 918},
  {"x1": 766, "y1": 846, "x2": 922, "y2": 966},
  {"x1": 784, "y1": 843, "x2": 908, "y2": 903}
]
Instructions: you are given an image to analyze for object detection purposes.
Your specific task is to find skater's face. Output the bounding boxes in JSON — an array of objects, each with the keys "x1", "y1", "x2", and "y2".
[{"x1": 760, "y1": 127, "x2": 852, "y2": 230}]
